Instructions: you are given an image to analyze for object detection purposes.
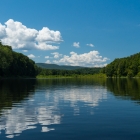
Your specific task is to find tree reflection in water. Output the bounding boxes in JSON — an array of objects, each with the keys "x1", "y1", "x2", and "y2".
[{"x1": 106, "y1": 78, "x2": 140, "y2": 102}]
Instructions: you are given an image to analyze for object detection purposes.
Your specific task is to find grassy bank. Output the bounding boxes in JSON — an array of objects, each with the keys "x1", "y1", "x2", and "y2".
[{"x1": 36, "y1": 73, "x2": 107, "y2": 79}]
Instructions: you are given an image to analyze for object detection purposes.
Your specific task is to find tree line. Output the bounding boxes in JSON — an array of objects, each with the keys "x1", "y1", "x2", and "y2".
[
  {"x1": 0, "y1": 42, "x2": 37, "y2": 77},
  {"x1": 36, "y1": 67, "x2": 101, "y2": 77},
  {"x1": 101, "y1": 52, "x2": 140, "y2": 77},
  {"x1": 0, "y1": 42, "x2": 101, "y2": 77},
  {"x1": 1, "y1": 41, "x2": 139, "y2": 78}
]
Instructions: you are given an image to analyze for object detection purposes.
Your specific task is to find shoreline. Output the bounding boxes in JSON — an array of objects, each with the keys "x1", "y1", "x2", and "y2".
[{"x1": 0, "y1": 74, "x2": 140, "y2": 80}]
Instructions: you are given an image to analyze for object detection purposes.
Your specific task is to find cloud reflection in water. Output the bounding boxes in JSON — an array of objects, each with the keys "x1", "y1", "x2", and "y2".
[
  {"x1": 0, "y1": 85, "x2": 107, "y2": 138},
  {"x1": 45, "y1": 86, "x2": 107, "y2": 115},
  {"x1": 0, "y1": 100, "x2": 60, "y2": 138}
]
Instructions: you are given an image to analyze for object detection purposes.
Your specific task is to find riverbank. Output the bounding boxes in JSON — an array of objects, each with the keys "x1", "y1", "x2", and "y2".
[
  {"x1": 36, "y1": 73, "x2": 107, "y2": 79},
  {"x1": 1, "y1": 73, "x2": 140, "y2": 80}
]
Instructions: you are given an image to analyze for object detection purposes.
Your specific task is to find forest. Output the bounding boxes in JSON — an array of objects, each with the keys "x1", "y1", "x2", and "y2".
[
  {"x1": 36, "y1": 63, "x2": 86, "y2": 70},
  {"x1": 0, "y1": 42, "x2": 37, "y2": 77},
  {"x1": 0, "y1": 41, "x2": 140, "y2": 78},
  {"x1": 36, "y1": 66, "x2": 102, "y2": 77},
  {"x1": 102, "y1": 52, "x2": 140, "y2": 77},
  {"x1": 0, "y1": 42, "x2": 102, "y2": 78}
]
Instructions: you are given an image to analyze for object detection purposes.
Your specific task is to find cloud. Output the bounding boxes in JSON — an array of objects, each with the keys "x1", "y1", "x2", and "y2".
[
  {"x1": 0, "y1": 19, "x2": 62, "y2": 50},
  {"x1": 22, "y1": 50, "x2": 28, "y2": 52},
  {"x1": 0, "y1": 23, "x2": 6, "y2": 38},
  {"x1": 28, "y1": 54, "x2": 35, "y2": 58},
  {"x1": 52, "y1": 51, "x2": 109, "y2": 67},
  {"x1": 73, "y1": 42, "x2": 80, "y2": 48},
  {"x1": 45, "y1": 60, "x2": 51, "y2": 63},
  {"x1": 86, "y1": 43, "x2": 94, "y2": 47},
  {"x1": 51, "y1": 52, "x2": 62, "y2": 59},
  {"x1": 36, "y1": 27, "x2": 61, "y2": 42},
  {"x1": 45, "y1": 56, "x2": 49, "y2": 59}
]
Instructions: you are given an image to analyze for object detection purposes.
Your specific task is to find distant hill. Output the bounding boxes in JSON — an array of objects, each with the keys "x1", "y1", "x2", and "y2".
[
  {"x1": 36, "y1": 63, "x2": 86, "y2": 70},
  {"x1": 36, "y1": 63, "x2": 102, "y2": 76}
]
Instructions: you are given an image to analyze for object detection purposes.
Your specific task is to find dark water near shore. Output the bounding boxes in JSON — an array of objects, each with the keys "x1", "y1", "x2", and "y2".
[{"x1": 0, "y1": 78, "x2": 140, "y2": 140}]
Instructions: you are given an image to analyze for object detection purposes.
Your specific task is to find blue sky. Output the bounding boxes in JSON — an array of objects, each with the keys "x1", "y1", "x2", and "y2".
[{"x1": 0, "y1": 0, "x2": 140, "y2": 67}]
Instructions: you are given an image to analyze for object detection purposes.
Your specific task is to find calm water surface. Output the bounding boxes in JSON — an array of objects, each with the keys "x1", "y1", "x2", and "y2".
[{"x1": 0, "y1": 78, "x2": 140, "y2": 140}]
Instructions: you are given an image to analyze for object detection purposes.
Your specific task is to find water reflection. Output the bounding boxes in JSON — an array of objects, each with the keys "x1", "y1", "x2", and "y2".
[
  {"x1": 36, "y1": 78, "x2": 107, "y2": 115},
  {"x1": 1, "y1": 78, "x2": 140, "y2": 139},
  {"x1": 0, "y1": 78, "x2": 107, "y2": 139},
  {"x1": 0, "y1": 79, "x2": 36, "y2": 111},
  {"x1": 106, "y1": 78, "x2": 140, "y2": 102},
  {"x1": 45, "y1": 86, "x2": 107, "y2": 110},
  {"x1": 0, "y1": 104, "x2": 60, "y2": 138}
]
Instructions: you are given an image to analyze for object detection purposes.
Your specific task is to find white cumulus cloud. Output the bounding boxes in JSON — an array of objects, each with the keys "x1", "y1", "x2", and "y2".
[
  {"x1": 52, "y1": 51, "x2": 109, "y2": 67},
  {"x1": 51, "y1": 52, "x2": 63, "y2": 59},
  {"x1": 45, "y1": 60, "x2": 51, "y2": 64},
  {"x1": 0, "y1": 19, "x2": 62, "y2": 50},
  {"x1": 45, "y1": 56, "x2": 49, "y2": 59},
  {"x1": 22, "y1": 50, "x2": 28, "y2": 52},
  {"x1": 28, "y1": 54, "x2": 35, "y2": 58},
  {"x1": 86, "y1": 43, "x2": 94, "y2": 47},
  {"x1": 0, "y1": 23, "x2": 6, "y2": 38},
  {"x1": 73, "y1": 42, "x2": 80, "y2": 48}
]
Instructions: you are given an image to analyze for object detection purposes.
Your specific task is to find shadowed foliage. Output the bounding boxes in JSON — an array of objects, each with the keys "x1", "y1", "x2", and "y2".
[
  {"x1": 0, "y1": 42, "x2": 37, "y2": 77},
  {"x1": 101, "y1": 52, "x2": 140, "y2": 77}
]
